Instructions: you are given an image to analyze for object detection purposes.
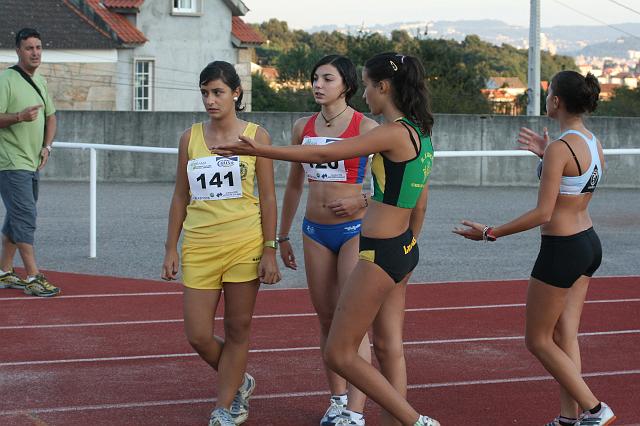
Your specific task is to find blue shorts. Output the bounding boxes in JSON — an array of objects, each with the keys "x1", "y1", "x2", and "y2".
[
  {"x1": 0, "y1": 170, "x2": 39, "y2": 245},
  {"x1": 302, "y1": 217, "x2": 361, "y2": 254}
]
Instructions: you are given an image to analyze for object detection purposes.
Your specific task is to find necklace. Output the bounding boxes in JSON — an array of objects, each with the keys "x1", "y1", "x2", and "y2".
[{"x1": 320, "y1": 105, "x2": 349, "y2": 127}]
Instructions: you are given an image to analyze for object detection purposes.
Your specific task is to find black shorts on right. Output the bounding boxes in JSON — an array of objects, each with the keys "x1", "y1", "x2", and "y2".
[{"x1": 531, "y1": 227, "x2": 602, "y2": 289}]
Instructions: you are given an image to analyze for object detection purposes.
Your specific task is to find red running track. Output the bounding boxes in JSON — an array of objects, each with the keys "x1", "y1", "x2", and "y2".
[{"x1": 0, "y1": 272, "x2": 639, "y2": 425}]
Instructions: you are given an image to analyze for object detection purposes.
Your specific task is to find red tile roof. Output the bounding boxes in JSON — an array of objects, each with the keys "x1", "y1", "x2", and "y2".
[
  {"x1": 232, "y1": 16, "x2": 264, "y2": 44},
  {"x1": 85, "y1": 0, "x2": 147, "y2": 44},
  {"x1": 103, "y1": 0, "x2": 144, "y2": 7}
]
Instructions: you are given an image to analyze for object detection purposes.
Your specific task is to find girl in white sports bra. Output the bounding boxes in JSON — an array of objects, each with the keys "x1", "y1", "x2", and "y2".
[{"x1": 455, "y1": 71, "x2": 615, "y2": 426}]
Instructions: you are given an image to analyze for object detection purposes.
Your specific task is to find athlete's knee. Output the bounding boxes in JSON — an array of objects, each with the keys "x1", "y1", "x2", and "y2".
[
  {"x1": 223, "y1": 313, "x2": 252, "y2": 345},
  {"x1": 185, "y1": 329, "x2": 215, "y2": 352},
  {"x1": 372, "y1": 335, "x2": 404, "y2": 366},
  {"x1": 323, "y1": 340, "x2": 355, "y2": 374},
  {"x1": 525, "y1": 331, "x2": 552, "y2": 356}
]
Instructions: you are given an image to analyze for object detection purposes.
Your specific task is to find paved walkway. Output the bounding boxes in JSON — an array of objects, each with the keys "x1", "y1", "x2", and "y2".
[{"x1": 2, "y1": 182, "x2": 638, "y2": 288}]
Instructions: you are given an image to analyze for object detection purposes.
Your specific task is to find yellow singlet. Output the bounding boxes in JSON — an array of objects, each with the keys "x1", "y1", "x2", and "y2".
[{"x1": 182, "y1": 122, "x2": 262, "y2": 246}]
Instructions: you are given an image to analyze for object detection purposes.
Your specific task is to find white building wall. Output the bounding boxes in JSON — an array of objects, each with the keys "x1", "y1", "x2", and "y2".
[{"x1": 116, "y1": 0, "x2": 239, "y2": 111}]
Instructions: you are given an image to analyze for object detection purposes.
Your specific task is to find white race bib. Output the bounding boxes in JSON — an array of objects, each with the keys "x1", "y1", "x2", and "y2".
[
  {"x1": 301, "y1": 137, "x2": 346, "y2": 181},
  {"x1": 187, "y1": 156, "x2": 242, "y2": 201}
]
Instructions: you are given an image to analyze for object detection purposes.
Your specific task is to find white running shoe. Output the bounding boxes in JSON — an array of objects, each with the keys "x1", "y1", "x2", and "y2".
[
  {"x1": 209, "y1": 407, "x2": 235, "y2": 426},
  {"x1": 320, "y1": 395, "x2": 348, "y2": 426},
  {"x1": 415, "y1": 415, "x2": 440, "y2": 426},
  {"x1": 335, "y1": 409, "x2": 365, "y2": 425},
  {"x1": 229, "y1": 373, "x2": 256, "y2": 425},
  {"x1": 576, "y1": 402, "x2": 616, "y2": 425},
  {"x1": 545, "y1": 416, "x2": 578, "y2": 426}
]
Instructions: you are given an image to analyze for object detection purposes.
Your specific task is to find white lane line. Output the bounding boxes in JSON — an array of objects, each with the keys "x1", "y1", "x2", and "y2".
[
  {"x1": 1, "y1": 329, "x2": 639, "y2": 367},
  {"x1": 2, "y1": 298, "x2": 639, "y2": 330},
  {"x1": 1, "y1": 368, "x2": 639, "y2": 416},
  {"x1": 0, "y1": 291, "x2": 183, "y2": 301}
]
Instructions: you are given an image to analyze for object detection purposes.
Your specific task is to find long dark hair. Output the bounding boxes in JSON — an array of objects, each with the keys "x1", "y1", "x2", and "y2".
[
  {"x1": 199, "y1": 61, "x2": 244, "y2": 111},
  {"x1": 364, "y1": 52, "x2": 434, "y2": 135},
  {"x1": 310, "y1": 55, "x2": 359, "y2": 108},
  {"x1": 550, "y1": 71, "x2": 600, "y2": 114}
]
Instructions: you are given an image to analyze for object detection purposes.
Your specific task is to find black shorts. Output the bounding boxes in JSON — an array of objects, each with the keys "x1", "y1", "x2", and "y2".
[
  {"x1": 358, "y1": 229, "x2": 419, "y2": 283},
  {"x1": 531, "y1": 227, "x2": 602, "y2": 289}
]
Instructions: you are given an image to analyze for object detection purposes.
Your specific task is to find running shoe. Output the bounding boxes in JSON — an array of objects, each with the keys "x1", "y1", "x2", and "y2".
[
  {"x1": 576, "y1": 402, "x2": 616, "y2": 425},
  {"x1": 23, "y1": 274, "x2": 60, "y2": 297},
  {"x1": 415, "y1": 415, "x2": 440, "y2": 426},
  {"x1": 334, "y1": 409, "x2": 365, "y2": 425},
  {"x1": 0, "y1": 270, "x2": 26, "y2": 289},
  {"x1": 229, "y1": 373, "x2": 256, "y2": 424},
  {"x1": 546, "y1": 416, "x2": 578, "y2": 426},
  {"x1": 209, "y1": 407, "x2": 235, "y2": 426},
  {"x1": 320, "y1": 395, "x2": 348, "y2": 426}
]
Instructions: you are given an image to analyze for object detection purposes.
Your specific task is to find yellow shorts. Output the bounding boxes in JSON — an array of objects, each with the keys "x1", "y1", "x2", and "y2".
[{"x1": 181, "y1": 235, "x2": 263, "y2": 290}]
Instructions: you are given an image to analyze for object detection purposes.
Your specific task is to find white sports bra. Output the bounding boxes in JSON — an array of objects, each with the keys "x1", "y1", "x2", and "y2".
[{"x1": 537, "y1": 129, "x2": 602, "y2": 195}]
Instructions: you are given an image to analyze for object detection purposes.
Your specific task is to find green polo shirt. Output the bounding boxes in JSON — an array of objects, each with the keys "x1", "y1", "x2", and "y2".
[{"x1": 0, "y1": 67, "x2": 56, "y2": 171}]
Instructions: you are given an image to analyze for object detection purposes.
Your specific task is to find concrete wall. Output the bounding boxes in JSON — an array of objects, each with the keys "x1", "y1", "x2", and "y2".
[{"x1": 44, "y1": 111, "x2": 640, "y2": 187}]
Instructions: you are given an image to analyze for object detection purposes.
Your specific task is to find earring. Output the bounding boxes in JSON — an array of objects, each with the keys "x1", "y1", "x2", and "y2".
[{"x1": 233, "y1": 96, "x2": 238, "y2": 102}]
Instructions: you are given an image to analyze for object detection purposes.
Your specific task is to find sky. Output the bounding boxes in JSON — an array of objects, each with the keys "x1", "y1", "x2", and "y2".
[{"x1": 243, "y1": 0, "x2": 640, "y2": 30}]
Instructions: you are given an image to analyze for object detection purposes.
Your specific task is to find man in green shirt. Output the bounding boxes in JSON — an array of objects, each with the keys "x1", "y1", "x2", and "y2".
[{"x1": 0, "y1": 28, "x2": 59, "y2": 296}]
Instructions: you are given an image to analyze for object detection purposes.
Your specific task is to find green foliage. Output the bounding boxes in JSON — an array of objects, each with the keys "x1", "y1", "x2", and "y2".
[
  {"x1": 251, "y1": 73, "x2": 318, "y2": 112},
  {"x1": 250, "y1": 23, "x2": 576, "y2": 114},
  {"x1": 594, "y1": 86, "x2": 640, "y2": 117}
]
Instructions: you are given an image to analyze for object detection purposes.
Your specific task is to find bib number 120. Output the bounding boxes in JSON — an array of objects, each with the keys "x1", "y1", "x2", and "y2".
[{"x1": 308, "y1": 162, "x2": 339, "y2": 169}]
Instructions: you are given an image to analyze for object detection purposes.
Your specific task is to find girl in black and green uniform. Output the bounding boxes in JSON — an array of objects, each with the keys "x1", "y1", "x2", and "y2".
[{"x1": 215, "y1": 52, "x2": 439, "y2": 426}]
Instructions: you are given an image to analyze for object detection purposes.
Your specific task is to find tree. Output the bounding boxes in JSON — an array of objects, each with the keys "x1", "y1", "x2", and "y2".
[{"x1": 595, "y1": 86, "x2": 640, "y2": 117}]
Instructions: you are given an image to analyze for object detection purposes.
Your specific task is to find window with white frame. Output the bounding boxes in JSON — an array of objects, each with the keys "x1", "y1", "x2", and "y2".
[
  {"x1": 134, "y1": 59, "x2": 153, "y2": 111},
  {"x1": 172, "y1": 0, "x2": 198, "y2": 13}
]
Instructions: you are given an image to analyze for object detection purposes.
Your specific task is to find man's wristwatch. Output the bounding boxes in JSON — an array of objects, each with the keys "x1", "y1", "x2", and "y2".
[
  {"x1": 44, "y1": 145, "x2": 52, "y2": 153},
  {"x1": 263, "y1": 240, "x2": 278, "y2": 249}
]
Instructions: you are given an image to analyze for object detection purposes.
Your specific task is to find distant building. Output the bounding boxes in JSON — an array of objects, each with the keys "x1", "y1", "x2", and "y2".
[
  {"x1": 0, "y1": 0, "x2": 263, "y2": 111},
  {"x1": 483, "y1": 77, "x2": 527, "y2": 115}
]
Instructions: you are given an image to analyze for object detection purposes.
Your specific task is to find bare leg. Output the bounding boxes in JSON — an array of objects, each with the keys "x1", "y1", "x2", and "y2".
[
  {"x1": 183, "y1": 287, "x2": 224, "y2": 371},
  {"x1": 16, "y1": 242, "x2": 38, "y2": 276},
  {"x1": 215, "y1": 280, "x2": 260, "y2": 409},
  {"x1": 553, "y1": 275, "x2": 590, "y2": 419},
  {"x1": 1, "y1": 234, "x2": 17, "y2": 272},
  {"x1": 337, "y1": 236, "x2": 371, "y2": 414},
  {"x1": 525, "y1": 277, "x2": 599, "y2": 411},
  {"x1": 372, "y1": 279, "x2": 408, "y2": 426},
  {"x1": 324, "y1": 260, "x2": 423, "y2": 426},
  {"x1": 303, "y1": 236, "x2": 346, "y2": 396}
]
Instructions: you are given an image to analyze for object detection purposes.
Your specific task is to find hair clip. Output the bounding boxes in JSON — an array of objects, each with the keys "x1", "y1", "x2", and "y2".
[
  {"x1": 389, "y1": 60, "x2": 398, "y2": 71},
  {"x1": 396, "y1": 54, "x2": 406, "y2": 64}
]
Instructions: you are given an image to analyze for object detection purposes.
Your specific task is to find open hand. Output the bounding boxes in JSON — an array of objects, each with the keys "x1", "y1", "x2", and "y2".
[
  {"x1": 517, "y1": 127, "x2": 548, "y2": 158},
  {"x1": 327, "y1": 196, "x2": 364, "y2": 217},
  {"x1": 452, "y1": 220, "x2": 486, "y2": 241},
  {"x1": 213, "y1": 134, "x2": 259, "y2": 157}
]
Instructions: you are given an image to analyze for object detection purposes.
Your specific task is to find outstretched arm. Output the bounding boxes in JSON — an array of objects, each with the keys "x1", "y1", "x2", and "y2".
[
  {"x1": 214, "y1": 124, "x2": 402, "y2": 164},
  {"x1": 453, "y1": 140, "x2": 566, "y2": 241}
]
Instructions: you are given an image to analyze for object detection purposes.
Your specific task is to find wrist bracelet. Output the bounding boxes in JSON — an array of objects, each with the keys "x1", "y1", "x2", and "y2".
[
  {"x1": 263, "y1": 240, "x2": 278, "y2": 249},
  {"x1": 362, "y1": 193, "x2": 368, "y2": 208},
  {"x1": 482, "y1": 226, "x2": 497, "y2": 242},
  {"x1": 276, "y1": 236, "x2": 289, "y2": 243}
]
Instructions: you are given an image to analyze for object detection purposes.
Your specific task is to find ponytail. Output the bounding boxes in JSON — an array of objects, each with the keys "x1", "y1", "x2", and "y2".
[{"x1": 364, "y1": 52, "x2": 434, "y2": 135}]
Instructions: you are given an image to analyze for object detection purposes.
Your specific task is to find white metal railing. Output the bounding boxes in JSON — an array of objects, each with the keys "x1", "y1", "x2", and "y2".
[{"x1": 51, "y1": 141, "x2": 640, "y2": 258}]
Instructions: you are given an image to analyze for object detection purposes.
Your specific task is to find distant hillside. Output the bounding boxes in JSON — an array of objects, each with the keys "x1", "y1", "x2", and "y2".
[{"x1": 307, "y1": 20, "x2": 640, "y2": 57}]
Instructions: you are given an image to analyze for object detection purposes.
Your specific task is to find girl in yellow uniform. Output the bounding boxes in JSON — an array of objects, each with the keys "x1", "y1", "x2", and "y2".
[{"x1": 162, "y1": 61, "x2": 280, "y2": 426}]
